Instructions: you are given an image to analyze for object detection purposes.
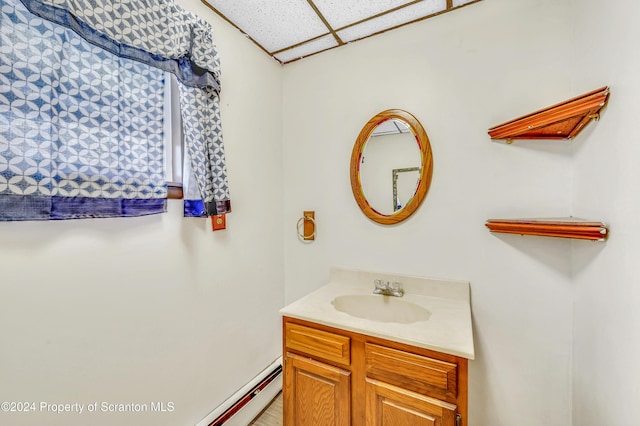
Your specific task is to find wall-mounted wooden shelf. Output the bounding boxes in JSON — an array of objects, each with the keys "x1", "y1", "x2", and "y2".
[
  {"x1": 485, "y1": 218, "x2": 608, "y2": 241},
  {"x1": 488, "y1": 86, "x2": 610, "y2": 143}
]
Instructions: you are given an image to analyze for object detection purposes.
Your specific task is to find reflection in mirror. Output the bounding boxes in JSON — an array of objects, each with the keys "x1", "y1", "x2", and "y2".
[
  {"x1": 359, "y1": 119, "x2": 421, "y2": 215},
  {"x1": 393, "y1": 167, "x2": 421, "y2": 211},
  {"x1": 350, "y1": 109, "x2": 433, "y2": 225}
]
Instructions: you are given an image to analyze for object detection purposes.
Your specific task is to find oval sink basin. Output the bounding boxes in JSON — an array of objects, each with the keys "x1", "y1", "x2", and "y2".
[{"x1": 331, "y1": 294, "x2": 431, "y2": 324}]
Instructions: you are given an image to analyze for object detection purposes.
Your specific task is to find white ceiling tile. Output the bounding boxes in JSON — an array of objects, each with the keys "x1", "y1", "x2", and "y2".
[
  {"x1": 371, "y1": 119, "x2": 411, "y2": 136},
  {"x1": 205, "y1": 0, "x2": 483, "y2": 63},
  {"x1": 453, "y1": 0, "x2": 476, "y2": 6},
  {"x1": 372, "y1": 120, "x2": 399, "y2": 136},
  {"x1": 274, "y1": 34, "x2": 338, "y2": 63},
  {"x1": 336, "y1": 0, "x2": 447, "y2": 43},
  {"x1": 313, "y1": 0, "x2": 413, "y2": 30},
  {"x1": 206, "y1": 0, "x2": 329, "y2": 52}
]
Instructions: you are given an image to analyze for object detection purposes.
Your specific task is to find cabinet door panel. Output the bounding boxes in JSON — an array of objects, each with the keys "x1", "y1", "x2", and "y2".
[
  {"x1": 284, "y1": 353, "x2": 351, "y2": 426},
  {"x1": 286, "y1": 323, "x2": 351, "y2": 366},
  {"x1": 366, "y1": 379, "x2": 457, "y2": 426},
  {"x1": 365, "y1": 343, "x2": 458, "y2": 402}
]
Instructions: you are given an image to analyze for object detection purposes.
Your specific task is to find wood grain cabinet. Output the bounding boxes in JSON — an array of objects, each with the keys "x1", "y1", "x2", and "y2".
[
  {"x1": 366, "y1": 379, "x2": 457, "y2": 426},
  {"x1": 283, "y1": 317, "x2": 468, "y2": 426},
  {"x1": 284, "y1": 353, "x2": 351, "y2": 426}
]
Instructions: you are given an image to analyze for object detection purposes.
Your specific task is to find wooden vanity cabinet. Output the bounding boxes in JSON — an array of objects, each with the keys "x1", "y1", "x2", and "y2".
[
  {"x1": 283, "y1": 317, "x2": 468, "y2": 426},
  {"x1": 285, "y1": 353, "x2": 351, "y2": 426},
  {"x1": 366, "y1": 379, "x2": 457, "y2": 426}
]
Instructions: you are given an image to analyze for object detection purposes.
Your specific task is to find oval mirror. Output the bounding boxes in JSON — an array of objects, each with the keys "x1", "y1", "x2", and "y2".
[{"x1": 350, "y1": 109, "x2": 433, "y2": 225}]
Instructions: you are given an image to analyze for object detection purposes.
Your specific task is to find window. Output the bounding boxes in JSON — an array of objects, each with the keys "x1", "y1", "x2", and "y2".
[{"x1": 164, "y1": 73, "x2": 184, "y2": 199}]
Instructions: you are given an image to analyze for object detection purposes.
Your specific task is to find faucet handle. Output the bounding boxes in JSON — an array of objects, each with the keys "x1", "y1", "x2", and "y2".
[
  {"x1": 373, "y1": 279, "x2": 386, "y2": 293},
  {"x1": 389, "y1": 281, "x2": 404, "y2": 296}
]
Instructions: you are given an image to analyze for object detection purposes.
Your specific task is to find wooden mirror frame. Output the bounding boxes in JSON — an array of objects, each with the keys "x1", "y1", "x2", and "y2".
[{"x1": 350, "y1": 109, "x2": 433, "y2": 225}]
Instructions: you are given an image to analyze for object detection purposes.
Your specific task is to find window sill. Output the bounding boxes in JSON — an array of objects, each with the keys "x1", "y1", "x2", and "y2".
[{"x1": 167, "y1": 182, "x2": 184, "y2": 199}]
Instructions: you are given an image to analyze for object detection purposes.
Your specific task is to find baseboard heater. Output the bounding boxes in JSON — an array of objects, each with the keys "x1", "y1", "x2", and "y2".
[{"x1": 196, "y1": 357, "x2": 283, "y2": 426}]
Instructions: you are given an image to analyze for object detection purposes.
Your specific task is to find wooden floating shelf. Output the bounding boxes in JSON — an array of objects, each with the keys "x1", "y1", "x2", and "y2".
[
  {"x1": 485, "y1": 218, "x2": 608, "y2": 241},
  {"x1": 488, "y1": 86, "x2": 610, "y2": 142}
]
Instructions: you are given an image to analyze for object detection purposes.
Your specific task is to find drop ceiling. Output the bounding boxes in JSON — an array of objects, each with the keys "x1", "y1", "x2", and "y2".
[{"x1": 201, "y1": 0, "x2": 483, "y2": 64}]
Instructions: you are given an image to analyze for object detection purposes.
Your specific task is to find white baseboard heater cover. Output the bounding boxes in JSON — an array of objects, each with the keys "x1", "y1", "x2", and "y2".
[{"x1": 196, "y1": 357, "x2": 282, "y2": 426}]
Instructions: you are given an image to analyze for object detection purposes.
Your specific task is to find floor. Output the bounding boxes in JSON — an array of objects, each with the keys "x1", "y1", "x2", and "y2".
[{"x1": 249, "y1": 392, "x2": 282, "y2": 426}]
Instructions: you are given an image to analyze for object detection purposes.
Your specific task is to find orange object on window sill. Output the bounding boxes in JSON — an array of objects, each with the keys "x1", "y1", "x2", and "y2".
[{"x1": 211, "y1": 214, "x2": 226, "y2": 231}]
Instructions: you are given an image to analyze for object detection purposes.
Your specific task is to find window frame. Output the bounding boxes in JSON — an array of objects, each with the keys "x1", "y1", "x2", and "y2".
[{"x1": 164, "y1": 73, "x2": 184, "y2": 199}]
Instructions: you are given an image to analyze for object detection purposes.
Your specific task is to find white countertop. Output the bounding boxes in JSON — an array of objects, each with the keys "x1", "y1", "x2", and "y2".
[{"x1": 280, "y1": 267, "x2": 475, "y2": 360}]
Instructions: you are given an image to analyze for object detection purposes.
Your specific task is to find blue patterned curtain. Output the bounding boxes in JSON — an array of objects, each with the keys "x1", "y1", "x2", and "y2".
[
  {"x1": 0, "y1": 0, "x2": 231, "y2": 220},
  {"x1": 18, "y1": 0, "x2": 231, "y2": 217},
  {"x1": 179, "y1": 84, "x2": 230, "y2": 217},
  {"x1": 19, "y1": 0, "x2": 221, "y2": 91},
  {"x1": 0, "y1": 0, "x2": 167, "y2": 220}
]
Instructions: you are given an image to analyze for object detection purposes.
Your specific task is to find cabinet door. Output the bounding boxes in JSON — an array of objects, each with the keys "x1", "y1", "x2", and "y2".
[
  {"x1": 284, "y1": 352, "x2": 351, "y2": 426},
  {"x1": 365, "y1": 378, "x2": 457, "y2": 426}
]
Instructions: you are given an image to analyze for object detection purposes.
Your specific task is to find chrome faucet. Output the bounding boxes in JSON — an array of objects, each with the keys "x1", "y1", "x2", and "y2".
[{"x1": 373, "y1": 279, "x2": 404, "y2": 297}]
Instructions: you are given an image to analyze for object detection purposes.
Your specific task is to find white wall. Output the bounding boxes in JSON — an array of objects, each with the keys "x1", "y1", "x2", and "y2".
[
  {"x1": 0, "y1": 1, "x2": 284, "y2": 425},
  {"x1": 571, "y1": 1, "x2": 640, "y2": 425},
  {"x1": 282, "y1": 0, "x2": 576, "y2": 424}
]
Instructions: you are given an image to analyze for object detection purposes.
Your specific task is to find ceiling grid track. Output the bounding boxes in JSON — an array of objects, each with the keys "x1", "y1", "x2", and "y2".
[
  {"x1": 202, "y1": 0, "x2": 483, "y2": 64},
  {"x1": 305, "y1": 0, "x2": 344, "y2": 46}
]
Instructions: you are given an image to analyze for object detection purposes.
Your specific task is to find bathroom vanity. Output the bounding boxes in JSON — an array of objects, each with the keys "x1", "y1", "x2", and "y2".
[{"x1": 280, "y1": 268, "x2": 474, "y2": 426}]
